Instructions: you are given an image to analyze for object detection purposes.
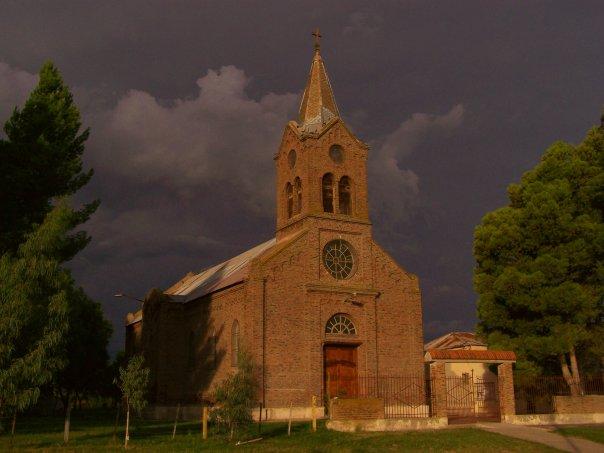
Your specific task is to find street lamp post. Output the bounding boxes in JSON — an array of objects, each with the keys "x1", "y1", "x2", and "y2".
[{"x1": 114, "y1": 293, "x2": 144, "y2": 308}]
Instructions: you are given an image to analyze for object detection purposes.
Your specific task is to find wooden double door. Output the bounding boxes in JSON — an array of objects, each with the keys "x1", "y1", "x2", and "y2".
[{"x1": 324, "y1": 344, "x2": 358, "y2": 398}]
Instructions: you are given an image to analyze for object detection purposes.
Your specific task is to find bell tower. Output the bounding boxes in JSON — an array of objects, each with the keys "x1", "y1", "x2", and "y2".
[{"x1": 275, "y1": 30, "x2": 370, "y2": 241}]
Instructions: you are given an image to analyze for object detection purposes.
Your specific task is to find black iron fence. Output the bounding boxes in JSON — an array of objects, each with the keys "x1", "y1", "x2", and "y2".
[
  {"x1": 325, "y1": 374, "x2": 434, "y2": 418},
  {"x1": 445, "y1": 376, "x2": 500, "y2": 422},
  {"x1": 514, "y1": 375, "x2": 604, "y2": 414}
]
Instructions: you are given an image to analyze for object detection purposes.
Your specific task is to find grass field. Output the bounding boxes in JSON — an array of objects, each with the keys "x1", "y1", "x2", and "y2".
[
  {"x1": 555, "y1": 425, "x2": 604, "y2": 444},
  {"x1": 0, "y1": 411, "x2": 562, "y2": 452}
]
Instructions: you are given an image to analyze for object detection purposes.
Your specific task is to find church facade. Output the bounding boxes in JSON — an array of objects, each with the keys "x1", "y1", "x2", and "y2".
[{"x1": 126, "y1": 37, "x2": 425, "y2": 418}]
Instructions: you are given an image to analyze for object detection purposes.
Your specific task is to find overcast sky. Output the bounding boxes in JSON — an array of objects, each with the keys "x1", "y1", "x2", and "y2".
[{"x1": 1, "y1": 1, "x2": 603, "y2": 354}]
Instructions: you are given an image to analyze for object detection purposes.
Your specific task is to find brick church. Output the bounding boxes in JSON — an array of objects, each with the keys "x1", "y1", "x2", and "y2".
[{"x1": 126, "y1": 34, "x2": 425, "y2": 419}]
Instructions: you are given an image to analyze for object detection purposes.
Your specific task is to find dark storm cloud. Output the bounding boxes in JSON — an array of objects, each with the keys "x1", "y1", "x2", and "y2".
[{"x1": 1, "y1": 1, "x2": 603, "y2": 353}]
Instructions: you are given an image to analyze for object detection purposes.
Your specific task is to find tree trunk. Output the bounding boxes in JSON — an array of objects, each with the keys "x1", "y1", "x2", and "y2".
[
  {"x1": 172, "y1": 403, "x2": 180, "y2": 439},
  {"x1": 113, "y1": 402, "x2": 121, "y2": 442},
  {"x1": 569, "y1": 347, "x2": 583, "y2": 395},
  {"x1": 560, "y1": 353, "x2": 580, "y2": 396},
  {"x1": 125, "y1": 400, "x2": 130, "y2": 448},
  {"x1": 63, "y1": 397, "x2": 72, "y2": 444},
  {"x1": 11, "y1": 412, "x2": 16, "y2": 436}
]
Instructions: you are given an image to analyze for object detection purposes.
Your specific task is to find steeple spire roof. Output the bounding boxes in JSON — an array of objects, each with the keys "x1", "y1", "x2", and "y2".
[{"x1": 298, "y1": 28, "x2": 340, "y2": 133}]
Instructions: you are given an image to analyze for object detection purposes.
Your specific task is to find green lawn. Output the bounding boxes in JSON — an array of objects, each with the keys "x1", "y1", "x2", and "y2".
[
  {"x1": 555, "y1": 425, "x2": 604, "y2": 444},
  {"x1": 0, "y1": 412, "x2": 560, "y2": 452}
]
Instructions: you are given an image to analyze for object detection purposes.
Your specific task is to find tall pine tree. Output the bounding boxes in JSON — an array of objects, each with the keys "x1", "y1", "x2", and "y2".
[
  {"x1": 0, "y1": 62, "x2": 109, "y2": 434},
  {"x1": 474, "y1": 117, "x2": 603, "y2": 392},
  {"x1": 0, "y1": 61, "x2": 98, "y2": 259}
]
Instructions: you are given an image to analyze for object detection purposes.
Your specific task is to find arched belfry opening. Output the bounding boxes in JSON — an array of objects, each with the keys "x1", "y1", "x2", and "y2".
[
  {"x1": 338, "y1": 176, "x2": 352, "y2": 215},
  {"x1": 322, "y1": 173, "x2": 334, "y2": 213},
  {"x1": 294, "y1": 177, "x2": 302, "y2": 215},
  {"x1": 286, "y1": 182, "x2": 293, "y2": 219}
]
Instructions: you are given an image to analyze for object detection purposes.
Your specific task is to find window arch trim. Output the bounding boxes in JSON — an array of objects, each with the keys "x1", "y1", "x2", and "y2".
[{"x1": 325, "y1": 313, "x2": 357, "y2": 335}]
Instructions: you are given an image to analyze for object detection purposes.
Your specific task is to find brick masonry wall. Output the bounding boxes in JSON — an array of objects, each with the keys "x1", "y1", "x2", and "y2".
[
  {"x1": 330, "y1": 398, "x2": 385, "y2": 420},
  {"x1": 275, "y1": 121, "x2": 370, "y2": 240},
  {"x1": 497, "y1": 362, "x2": 516, "y2": 416},
  {"x1": 429, "y1": 362, "x2": 447, "y2": 418},
  {"x1": 140, "y1": 212, "x2": 426, "y2": 409},
  {"x1": 554, "y1": 395, "x2": 604, "y2": 414}
]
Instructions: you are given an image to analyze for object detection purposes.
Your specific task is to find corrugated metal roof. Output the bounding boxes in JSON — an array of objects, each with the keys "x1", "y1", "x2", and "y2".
[
  {"x1": 165, "y1": 238, "x2": 276, "y2": 303},
  {"x1": 424, "y1": 331, "x2": 486, "y2": 351},
  {"x1": 425, "y1": 349, "x2": 516, "y2": 362}
]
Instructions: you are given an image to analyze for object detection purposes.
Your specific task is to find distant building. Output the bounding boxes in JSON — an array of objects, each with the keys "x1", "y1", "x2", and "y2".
[
  {"x1": 126, "y1": 34, "x2": 425, "y2": 420},
  {"x1": 424, "y1": 332, "x2": 498, "y2": 381}
]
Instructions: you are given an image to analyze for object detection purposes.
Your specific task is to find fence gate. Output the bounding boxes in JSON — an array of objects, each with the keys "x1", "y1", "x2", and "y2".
[{"x1": 446, "y1": 376, "x2": 500, "y2": 423}]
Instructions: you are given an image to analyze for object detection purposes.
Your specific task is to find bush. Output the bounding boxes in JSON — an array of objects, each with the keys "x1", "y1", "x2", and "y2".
[{"x1": 210, "y1": 350, "x2": 258, "y2": 439}]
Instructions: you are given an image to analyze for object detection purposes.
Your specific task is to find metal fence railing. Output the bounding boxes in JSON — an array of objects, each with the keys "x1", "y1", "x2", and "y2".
[
  {"x1": 514, "y1": 375, "x2": 604, "y2": 414},
  {"x1": 325, "y1": 374, "x2": 433, "y2": 418}
]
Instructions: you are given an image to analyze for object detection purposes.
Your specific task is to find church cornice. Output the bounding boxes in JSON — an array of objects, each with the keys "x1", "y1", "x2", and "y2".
[{"x1": 305, "y1": 284, "x2": 380, "y2": 297}]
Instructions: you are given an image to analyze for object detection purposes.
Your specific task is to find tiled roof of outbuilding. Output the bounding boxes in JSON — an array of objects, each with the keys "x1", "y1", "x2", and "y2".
[{"x1": 425, "y1": 349, "x2": 516, "y2": 362}]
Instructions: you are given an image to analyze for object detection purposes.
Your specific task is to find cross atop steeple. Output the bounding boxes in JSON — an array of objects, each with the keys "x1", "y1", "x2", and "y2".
[
  {"x1": 298, "y1": 29, "x2": 339, "y2": 133},
  {"x1": 312, "y1": 28, "x2": 322, "y2": 52}
]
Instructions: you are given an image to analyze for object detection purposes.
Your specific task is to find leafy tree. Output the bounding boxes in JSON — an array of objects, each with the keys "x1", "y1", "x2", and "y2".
[
  {"x1": 0, "y1": 61, "x2": 99, "y2": 259},
  {"x1": 54, "y1": 288, "x2": 113, "y2": 443},
  {"x1": 0, "y1": 203, "x2": 73, "y2": 432},
  {"x1": 474, "y1": 119, "x2": 603, "y2": 393},
  {"x1": 118, "y1": 355, "x2": 150, "y2": 448},
  {"x1": 0, "y1": 61, "x2": 107, "y2": 438},
  {"x1": 211, "y1": 350, "x2": 258, "y2": 440}
]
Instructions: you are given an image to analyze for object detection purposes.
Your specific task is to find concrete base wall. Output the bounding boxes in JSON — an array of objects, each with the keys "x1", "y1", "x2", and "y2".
[
  {"x1": 503, "y1": 413, "x2": 604, "y2": 425},
  {"x1": 261, "y1": 406, "x2": 325, "y2": 421},
  {"x1": 144, "y1": 404, "x2": 324, "y2": 421},
  {"x1": 327, "y1": 417, "x2": 448, "y2": 432}
]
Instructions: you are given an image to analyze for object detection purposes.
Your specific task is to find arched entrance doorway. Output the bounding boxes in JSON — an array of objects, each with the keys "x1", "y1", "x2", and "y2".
[{"x1": 324, "y1": 344, "x2": 358, "y2": 398}]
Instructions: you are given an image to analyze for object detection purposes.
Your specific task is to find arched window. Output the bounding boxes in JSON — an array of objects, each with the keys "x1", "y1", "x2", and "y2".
[
  {"x1": 294, "y1": 177, "x2": 302, "y2": 215},
  {"x1": 322, "y1": 173, "x2": 334, "y2": 213},
  {"x1": 286, "y1": 182, "x2": 293, "y2": 219},
  {"x1": 325, "y1": 314, "x2": 357, "y2": 335},
  {"x1": 338, "y1": 176, "x2": 352, "y2": 215},
  {"x1": 231, "y1": 320, "x2": 239, "y2": 367}
]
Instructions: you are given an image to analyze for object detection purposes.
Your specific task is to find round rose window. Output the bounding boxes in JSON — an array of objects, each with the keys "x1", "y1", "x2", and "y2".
[
  {"x1": 323, "y1": 240, "x2": 355, "y2": 279},
  {"x1": 329, "y1": 144, "x2": 343, "y2": 163}
]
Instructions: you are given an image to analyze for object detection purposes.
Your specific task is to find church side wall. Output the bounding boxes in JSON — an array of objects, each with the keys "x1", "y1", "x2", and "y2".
[
  {"x1": 153, "y1": 302, "x2": 187, "y2": 404},
  {"x1": 180, "y1": 284, "x2": 247, "y2": 403},
  {"x1": 371, "y1": 242, "x2": 425, "y2": 377}
]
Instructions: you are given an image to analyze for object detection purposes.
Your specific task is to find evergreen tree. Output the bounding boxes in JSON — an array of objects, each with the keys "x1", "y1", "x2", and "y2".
[
  {"x1": 0, "y1": 203, "x2": 73, "y2": 430},
  {"x1": 0, "y1": 61, "x2": 99, "y2": 259},
  {"x1": 474, "y1": 119, "x2": 603, "y2": 393}
]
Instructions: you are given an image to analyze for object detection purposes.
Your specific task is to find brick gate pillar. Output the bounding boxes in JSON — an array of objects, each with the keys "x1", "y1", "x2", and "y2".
[
  {"x1": 497, "y1": 362, "x2": 516, "y2": 420},
  {"x1": 429, "y1": 362, "x2": 448, "y2": 419}
]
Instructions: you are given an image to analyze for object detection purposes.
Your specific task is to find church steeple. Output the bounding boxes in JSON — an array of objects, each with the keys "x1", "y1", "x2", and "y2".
[
  {"x1": 298, "y1": 29, "x2": 340, "y2": 133},
  {"x1": 275, "y1": 30, "x2": 370, "y2": 239}
]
